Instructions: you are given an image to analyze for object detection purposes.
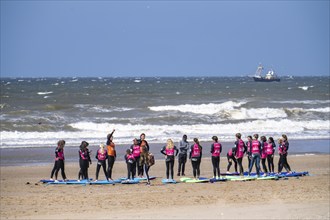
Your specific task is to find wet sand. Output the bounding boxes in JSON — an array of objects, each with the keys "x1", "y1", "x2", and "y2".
[{"x1": 0, "y1": 154, "x2": 329, "y2": 219}]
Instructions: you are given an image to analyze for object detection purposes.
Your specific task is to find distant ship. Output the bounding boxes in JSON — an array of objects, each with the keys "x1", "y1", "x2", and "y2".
[{"x1": 252, "y1": 64, "x2": 280, "y2": 82}]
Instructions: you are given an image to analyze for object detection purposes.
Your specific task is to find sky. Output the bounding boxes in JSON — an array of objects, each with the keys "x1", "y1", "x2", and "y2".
[{"x1": 1, "y1": 1, "x2": 329, "y2": 77}]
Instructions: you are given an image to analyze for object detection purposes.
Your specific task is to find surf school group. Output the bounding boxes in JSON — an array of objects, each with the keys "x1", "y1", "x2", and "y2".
[{"x1": 48, "y1": 128, "x2": 294, "y2": 184}]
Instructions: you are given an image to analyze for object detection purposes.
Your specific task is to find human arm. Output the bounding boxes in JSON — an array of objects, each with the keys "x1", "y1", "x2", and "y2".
[{"x1": 160, "y1": 146, "x2": 166, "y2": 156}]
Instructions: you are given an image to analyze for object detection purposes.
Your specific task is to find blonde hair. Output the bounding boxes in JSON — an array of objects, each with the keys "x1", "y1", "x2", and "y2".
[
  {"x1": 100, "y1": 144, "x2": 105, "y2": 154},
  {"x1": 278, "y1": 138, "x2": 283, "y2": 144},
  {"x1": 166, "y1": 139, "x2": 174, "y2": 150}
]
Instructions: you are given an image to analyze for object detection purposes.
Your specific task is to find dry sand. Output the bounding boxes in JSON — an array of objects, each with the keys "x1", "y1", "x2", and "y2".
[{"x1": 1, "y1": 154, "x2": 329, "y2": 219}]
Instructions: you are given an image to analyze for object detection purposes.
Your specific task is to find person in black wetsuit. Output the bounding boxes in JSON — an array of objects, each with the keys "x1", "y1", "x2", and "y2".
[
  {"x1": 106, "y1": 129, "x2": 116, "y2": 180},
  {"x1": 78, "y1": 141, "x2": 91, "y2": 180},
  {"x1": 138, "y1": 133, "x2": 150, "y2": 177},
  {"x1": 281, "y1": 134, "x2": 292, "y2": 172},
  {"x1": 177, "y1": 134, "x2": 189, "y2": 176},
  {"x1": 210, "y1": 136, "x2": 222, "y2": 178},
  {"x1": 233, "y1": 133, "x2": 246, "y2": 175},
  {"x1": 95, "y1": 144, "x2": 108, "y2": 181},
  {"x1": 130, "y1": 138, "x2": 142, "y2": 179},
  {"x1": 226, "y1": 147, "x2": 237, "y2": 173},
  {"x1": 124, "y1": 149, "x2": 136, "y2": 180},
  {"x1": 246, "y1": 135, "x2": 253, "y2": 169},
  {"x1": 50, "y1": 140, "x2": 67, "y2": 181},
  {"x1": 260, "y1": 136, "x2": 268, "y2": 174},
  {"x1": 267, "y1": 137, "x2": 276, "y2": 173},
  {"x1": 189, "y1": 138, "x2": 203, "y2": 180},
  {"x1": 278, "y1": 136, "x2": 292, "y2": 174},
  {"x1": 160, "y1": 139, "x2": 179, "y2": 180}
]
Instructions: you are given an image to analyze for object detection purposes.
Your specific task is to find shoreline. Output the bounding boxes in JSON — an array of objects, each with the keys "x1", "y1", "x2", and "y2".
[
  {"x1": 1, "y1": 139, "x2": 329, "y2": 167},
  {"x1": 1, "y1": 155, "x2": 329, "y2": 219}
]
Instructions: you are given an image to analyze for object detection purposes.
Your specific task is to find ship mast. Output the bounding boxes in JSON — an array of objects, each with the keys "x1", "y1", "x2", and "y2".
[{"x1": 255, "y1": 63, "x2": 264, "y2": 77}]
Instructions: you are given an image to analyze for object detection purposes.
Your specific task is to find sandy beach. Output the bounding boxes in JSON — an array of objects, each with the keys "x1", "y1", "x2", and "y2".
[{"x1": 1, "y1": 154, "x2": 329, "y2": 219}]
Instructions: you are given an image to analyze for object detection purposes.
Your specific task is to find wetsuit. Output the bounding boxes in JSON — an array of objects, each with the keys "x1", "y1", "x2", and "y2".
[
  {"x1": 278, "y1": 143, "x2": 291, "y2": 173},
  {"x1": 106, "y1": 131, "x2": 116, "y2": 179},
  {"x1": 161, "y1": 146, "x2": 179, "y2": 179},
  {"x1": 79, "y1": 149, "x2": 91, "y2": 180},
  {"x1": 260, "y1": 141, "x2": 268, "y2": 173},
  {"x1": 140, "y1": 152, "x2": 151, "y2": 184},
  {"x1": 189, "y1": 144, "x2": 203, "y2": 178},
  {"x1": 138, "y1": 139, "x2": 150, "y2": 176},
  {"x1": 210, "y1": 142, "x2": 222, "y2": 177},
  {"x1": 246, "y1": 140, "x2": 252, "y2": 169},
  {"x1": 125, "y1": 154, "x2": 136, "y2": 180},
  {"x1": 266, "y1": 142, "x2": 276, "y2": 173},
  {"x1": 234, "y1": 139, "x2": 246, "y2": 175},
  {"x1": 130, "y1": 144, "x2": 142, "y2": 178},
  {"x1": 95, "y1": 149, "x2": 108, "y2": 180},
  {"x1": 248, "y1": 140, "x2": 261, "y2": 176},
  {"x1": 227, "y1": 148, "x2": 237, "y2": 173},
  {"x1": 50, "y1": 147, "x2": 66, "y2": 180},
  {"x1": 178, "y1": 139, "x2": 189, "y2": 176},
  {"x1": 106, "y1": 142, "x2": 116, "y2": 180}
]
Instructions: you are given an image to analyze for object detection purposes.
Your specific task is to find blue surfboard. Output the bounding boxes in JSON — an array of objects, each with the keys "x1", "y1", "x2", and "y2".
[
  {"x1": 209, "y1": 177, "x2": 227, "y2": 183},
  {"x1": 161, "y1": 179, "x2": 177, "y2": 184},
  {"x1": 89, "y1": 180, "x2": 116, "y2": 185},
  {"x1": 121, "y1": 179, "x2": 139, "y2": 184}
]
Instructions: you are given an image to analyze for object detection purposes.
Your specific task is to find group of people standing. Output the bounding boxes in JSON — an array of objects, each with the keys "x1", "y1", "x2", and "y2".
[
  {"x1": 49, "y1": 130, "x2": 292, "y2": 183},
  {"x1": 160, "y1": 133, "x2": 292, "y2": 180},
  {"x1": 49, "y1": 130, "x2": 154, "y2": 185}
]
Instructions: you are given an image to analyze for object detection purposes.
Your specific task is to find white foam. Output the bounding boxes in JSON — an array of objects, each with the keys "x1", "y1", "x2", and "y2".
[
  {"x1": 149, "y1": 101, "x2": 247, "y2": 115},
  {"x1": 1, "y1": 118, "x2": 329, "y2": 148},
  {"x1": 288, "y1": 107, "x2": 330, "y2": 113},
  {"x1": 149, "y1": 102, "x2": 288, "y2": 119},
  {"x1": 298, "y1": 86, "x2": 311, "y2": 91},
  {"x1": 37, "y1": 91, "x2": 53, "y2": 95}
]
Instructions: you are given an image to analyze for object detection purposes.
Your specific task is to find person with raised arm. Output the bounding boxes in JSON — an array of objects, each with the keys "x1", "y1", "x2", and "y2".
[{"x1": 106, "y1": 129, "x2": 116, "y2": 180}]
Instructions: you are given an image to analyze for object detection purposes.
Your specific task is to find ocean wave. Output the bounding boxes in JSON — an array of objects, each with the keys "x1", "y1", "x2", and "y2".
[
  {"x1": 149, "y1": 101, "x2": 247, "y2": 115},
  {"x1": 1, "y1": 119, "x2": 329, "y2": 148},
  {"x1": 287, "y1": 107, "x2": 330, "y2": 113},
  {"x1": 74, "y1": 104, "x2": 134, "y2": 113},
  {"x1": 270, "y1": 100, "x2": 330, "y2": 105},
  {"x1": 37, "y1": 91, "x2": 53, "y2": 95}
]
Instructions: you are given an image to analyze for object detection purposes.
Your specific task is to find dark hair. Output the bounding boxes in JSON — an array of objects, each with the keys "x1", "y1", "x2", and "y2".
[
  {"x1": 183, "y1": 134, "x2": 187, "y2": 139},
  {"x1": 260, "y1": 136, "x2": 267, "y2": 142},
  {"x1": 126, "y1": 149, "x2": 131, "y2": 154},
  {"x1": 212, "y1": 136, "x2": 218, "y2": 142},
  {"x1": 253, "y1": 134, "x2": 259, "y2": 139},
  {"x1": 236, "y1": 133, "x2": 241, "y2": 139},
  {"x1": 140, "y1": 133, "x2": 146, "y2": 138},
  {"x1": 282, "y1": 134, "x2": 288, "y2": 141},
  {"x1": 268, "y1": 137, "x2": 274, "y2": 143},
  {"x1": 80, "y1": 141, "x2": 89, "y2": 150},
  {"x1": 193, "y1": 138, "x2": 199, "y2": 144}
]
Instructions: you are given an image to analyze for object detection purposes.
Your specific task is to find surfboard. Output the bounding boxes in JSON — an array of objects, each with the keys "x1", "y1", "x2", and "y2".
[
  {"x1": 161, "y1": 179, "x2": 177, "y2": 184},
  {"x1": 134, "y1": 176, "x2": 156, "y2": 181},
  {"x1": 225, "y1": 176, "x2": 256, "y2": 181},
  {"x1": 256, "y1": 176, "x2": 279, "y2": 180},
  {"x1": 277, "y1": 172, "x2": 308, "y2": 178},
  {"x1": 89, "y1": 180, "x2": 116, "y2": 185},
  {"x1": 121, "y1": 179, "x2": 139, "y2": 184},
  {"x1": 65, "y1": 179, "x2": 90, "y2": 184},
  {"x1": 209, "y1": 177, "x2": 227, "y2": 183},
  {"x1": 40, "y1": 178, "x2": 92, "y2": 183},
  {"x1": 119, "y1": 176, "x2": 156, "y2": 181},
  {"x1": 180, "y1": 177, "x2": 209, "y2": 183},
  {"x1": 47, "y1": 179, "x2": 90, "y2": 185}
]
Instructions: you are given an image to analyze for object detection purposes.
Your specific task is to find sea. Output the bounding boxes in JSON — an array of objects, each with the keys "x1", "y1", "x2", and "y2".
[{"x1": 1, "y1": 76, "x2": 329, "y2": 165}]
